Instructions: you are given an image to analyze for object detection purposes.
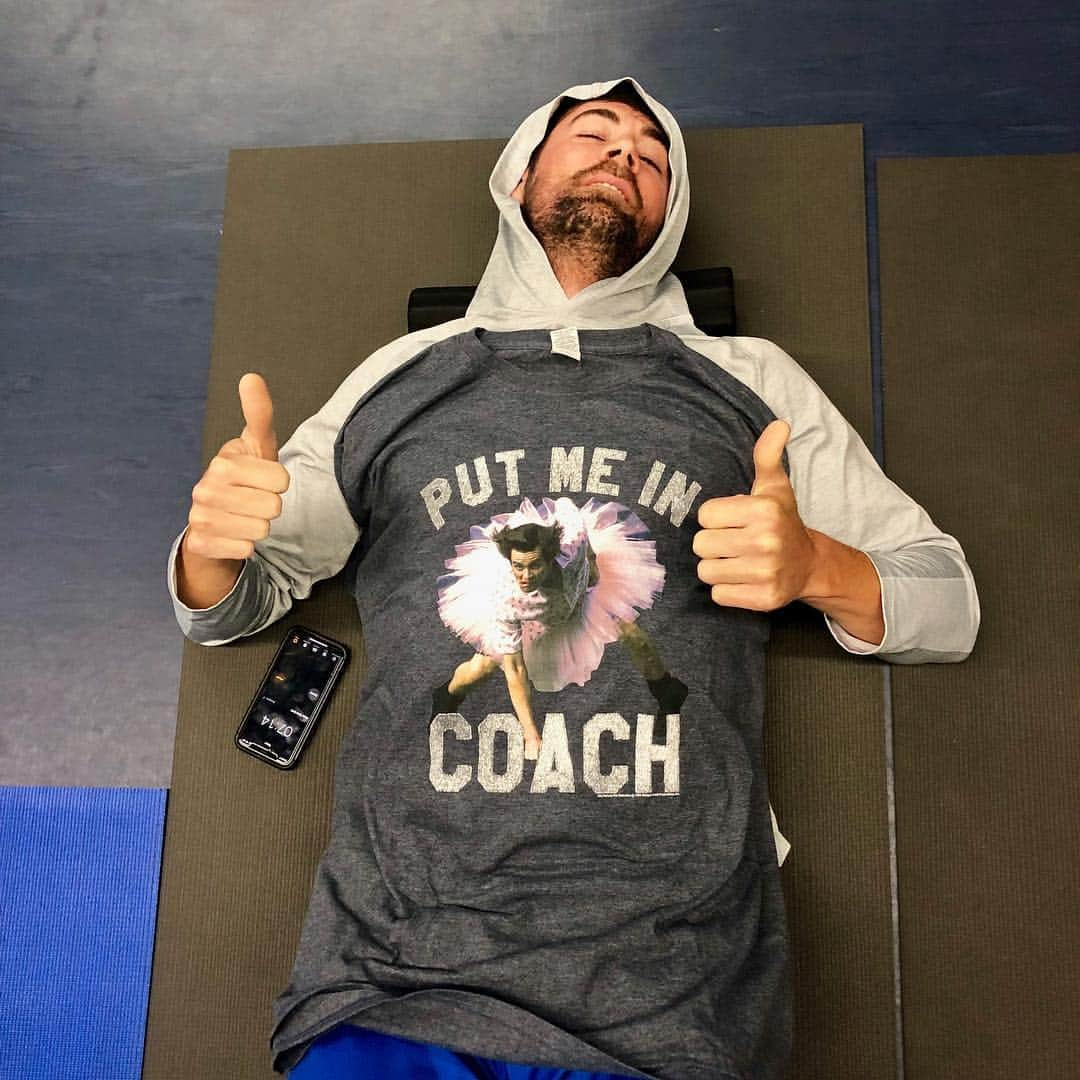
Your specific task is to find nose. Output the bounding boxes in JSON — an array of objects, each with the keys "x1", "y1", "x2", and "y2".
[{"x1": 606, "y1": 140, "x2": 643, "y2": 177}]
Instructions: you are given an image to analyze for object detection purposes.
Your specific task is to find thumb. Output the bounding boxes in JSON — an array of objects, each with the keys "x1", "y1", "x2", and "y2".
[
  {"x1": 751, "y1": 419, "x2": 791, "y2": 496},
  {"x1": 238, "y1": 372, "x2": 278, "y2": 461}
]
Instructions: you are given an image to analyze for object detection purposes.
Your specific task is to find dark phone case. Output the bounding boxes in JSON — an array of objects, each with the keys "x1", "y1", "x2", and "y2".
[{"x1": 234, "y1": 623, "x2": 350, "y2": 770}]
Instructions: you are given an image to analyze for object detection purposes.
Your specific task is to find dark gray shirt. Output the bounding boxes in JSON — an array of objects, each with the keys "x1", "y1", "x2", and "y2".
[{"x1": 268, "y1": 324, "x2": 793, "y2": 1079}]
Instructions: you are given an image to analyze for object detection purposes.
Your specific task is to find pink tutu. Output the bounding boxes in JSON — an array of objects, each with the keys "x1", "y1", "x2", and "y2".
[{"x1": 435, "y1": 495, "x2": 666, "y2": 692}]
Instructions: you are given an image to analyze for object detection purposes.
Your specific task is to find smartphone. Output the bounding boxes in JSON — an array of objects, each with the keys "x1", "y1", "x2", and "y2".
[{"x1": 235, "y1": 624, "x2": 349, "y2": 770}]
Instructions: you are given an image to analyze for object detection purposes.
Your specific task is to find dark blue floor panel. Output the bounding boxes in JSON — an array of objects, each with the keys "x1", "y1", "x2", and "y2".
[{"x1": 0, "y1": 787, "x2": 166, "y2": 1080}]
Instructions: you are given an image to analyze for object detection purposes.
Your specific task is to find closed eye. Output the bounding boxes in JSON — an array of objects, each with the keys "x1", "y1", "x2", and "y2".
[{"x1": 579, "y1": 133, "x2": 662, "y2": 172}]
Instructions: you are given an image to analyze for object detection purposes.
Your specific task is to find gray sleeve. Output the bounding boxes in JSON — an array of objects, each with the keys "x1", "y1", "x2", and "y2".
[
  {"x1": 167, "y1": 524, "x2": 282, "y2": 646},
  {"x1": 725, "y1": 335, "x2": 981, "y2": 665}
]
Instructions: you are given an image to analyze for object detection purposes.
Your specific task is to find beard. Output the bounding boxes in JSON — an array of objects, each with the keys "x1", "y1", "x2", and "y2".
[{"x1": 522, "y1": 184, "x2": 653, "y2": 281}]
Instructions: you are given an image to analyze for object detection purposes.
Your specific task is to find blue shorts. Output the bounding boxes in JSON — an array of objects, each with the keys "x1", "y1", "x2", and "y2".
[{"x1": 287, "y1": 1022, "x2": 639, "y2": 1079}]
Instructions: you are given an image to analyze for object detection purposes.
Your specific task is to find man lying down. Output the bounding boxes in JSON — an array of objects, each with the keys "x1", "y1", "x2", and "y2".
[{"x1": 168, "y1": 77, "x2": 980, "y2": 1080}]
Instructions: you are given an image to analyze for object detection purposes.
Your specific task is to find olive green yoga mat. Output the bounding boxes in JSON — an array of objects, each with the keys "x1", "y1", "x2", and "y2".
[
  {"x1": 878, "y1": 153, "x2": 1080, "y2": 1080},
  {"x1": 144, "y1": 123, "x2": 893, "y2": 1079}
]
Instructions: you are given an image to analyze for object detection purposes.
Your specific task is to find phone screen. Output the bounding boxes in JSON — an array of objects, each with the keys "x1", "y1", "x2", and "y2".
[{"x1": 235, "y1": 626, "x2": 347, "y2": 768}]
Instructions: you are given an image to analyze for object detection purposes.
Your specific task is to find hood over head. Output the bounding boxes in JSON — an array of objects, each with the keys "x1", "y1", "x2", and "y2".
[{"x1": 463, "y1": 76, "x2": 694, "y2": 333}]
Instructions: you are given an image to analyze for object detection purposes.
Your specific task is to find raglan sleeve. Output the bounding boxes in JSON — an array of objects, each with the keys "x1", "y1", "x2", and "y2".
[
  {"x1": 166, "y1": 371, "x2": 366, "y2": 647},
  {"x1": 741, "y1": 336, "x2": 981, "y2": 665}
]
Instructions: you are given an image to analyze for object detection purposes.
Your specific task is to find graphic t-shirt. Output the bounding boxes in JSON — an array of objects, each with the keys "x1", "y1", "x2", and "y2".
[{"x1": 270, "y1": 323, "x2": 793, "y2": 1080}]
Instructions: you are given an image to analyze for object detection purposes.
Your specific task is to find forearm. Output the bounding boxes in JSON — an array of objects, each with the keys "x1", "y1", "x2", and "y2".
[
  {"x1": 176, "y1": 530, "x2": 245, "y2": 610},
  {"x1": 504, "y1": 667, "x2": 535, "y2": 724},
  {"x1": 799, "y1": 528, "x2": 885, "y2": 646}
]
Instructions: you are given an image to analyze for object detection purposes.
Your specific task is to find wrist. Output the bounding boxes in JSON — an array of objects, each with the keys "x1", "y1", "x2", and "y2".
[
  {"x1": 800, "y1": 529, "x2": 885, "y2": 646},
  {"x1": 800, "y1": 528, "x2": 844, "y2": 601}
]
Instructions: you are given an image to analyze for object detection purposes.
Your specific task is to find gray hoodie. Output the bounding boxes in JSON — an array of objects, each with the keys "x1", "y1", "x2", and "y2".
[{"x1": 167, "y1": 77, "x2": 979, "y2": 1079}]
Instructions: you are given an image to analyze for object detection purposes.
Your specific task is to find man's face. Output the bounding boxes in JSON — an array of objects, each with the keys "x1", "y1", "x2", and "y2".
[
  {"x1": 509, "y1": 547, "x2": 551, "y2": 591},
  {"x1": 510, "y1": 99, "x2": 671, "y2": 274}
]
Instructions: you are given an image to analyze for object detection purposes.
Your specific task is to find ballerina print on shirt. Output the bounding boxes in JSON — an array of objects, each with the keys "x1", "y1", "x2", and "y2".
[{"x1": 432, "y1": 495, "x2": 689, "y2": 760}]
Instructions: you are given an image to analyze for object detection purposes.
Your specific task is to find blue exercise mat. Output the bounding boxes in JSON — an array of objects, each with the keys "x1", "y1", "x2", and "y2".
[{"x1": 0, "y1": 786, "x2": 166, "y2": 1079}]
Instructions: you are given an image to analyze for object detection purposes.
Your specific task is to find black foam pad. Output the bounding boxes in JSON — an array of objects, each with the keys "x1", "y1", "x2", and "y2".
[{"x1": 408, "y1": 266, "x2": 735, "y2": 336}]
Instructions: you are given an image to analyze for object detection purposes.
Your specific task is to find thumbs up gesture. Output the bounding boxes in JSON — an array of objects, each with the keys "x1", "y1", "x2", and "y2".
[
  {"x1": 184, "y1": 373, "x2": 291, "y2": 561},
  {"x1": 692, "y1": 420, "x2": 818, "y2": 612}
]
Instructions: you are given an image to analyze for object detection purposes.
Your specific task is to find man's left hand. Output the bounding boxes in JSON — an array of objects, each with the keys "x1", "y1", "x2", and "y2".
[{"x1": 693, "y1": 420, "x2": 817, "y2": 612}]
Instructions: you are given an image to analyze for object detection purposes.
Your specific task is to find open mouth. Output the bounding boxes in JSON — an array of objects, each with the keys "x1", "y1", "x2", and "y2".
[{"x1": 586, "y1": 180, "x2": 628, "y2": 202}]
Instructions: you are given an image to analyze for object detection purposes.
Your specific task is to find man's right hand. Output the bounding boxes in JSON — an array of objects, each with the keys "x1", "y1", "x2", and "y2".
[{"x1": 183, "y1": 373, "x2": 292, "y2": 562}]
